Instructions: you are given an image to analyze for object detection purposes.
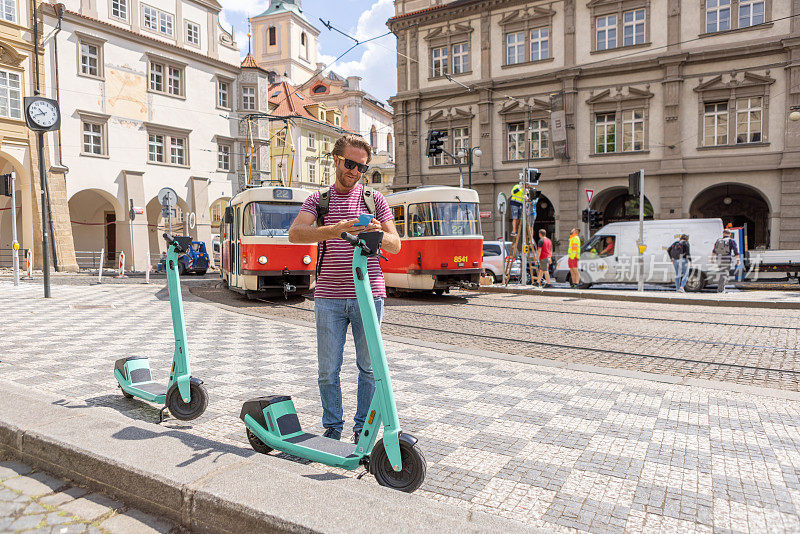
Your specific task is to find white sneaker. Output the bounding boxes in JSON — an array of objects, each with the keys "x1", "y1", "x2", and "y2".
[{"x1": 677, "y1": 287, "x2": 685, "y2": 293}]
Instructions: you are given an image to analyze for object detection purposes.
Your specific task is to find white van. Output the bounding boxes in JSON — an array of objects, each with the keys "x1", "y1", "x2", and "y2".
[{"x1": 554, "y1": 218, "x2": 724, "y2": 291}]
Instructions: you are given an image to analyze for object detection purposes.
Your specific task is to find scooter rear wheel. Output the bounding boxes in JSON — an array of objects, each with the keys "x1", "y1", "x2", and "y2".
[
  {"x1": 246, "y1": 427, "x2": 273, "y2": 454},
  {"x1": 370, "y1": 438, "x2": 426, "y2": 493},
  {"x1": 166, "y1": 382, "x2": 208, "y2": 421}
]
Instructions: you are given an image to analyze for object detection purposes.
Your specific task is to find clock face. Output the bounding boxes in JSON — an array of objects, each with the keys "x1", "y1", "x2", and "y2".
[{"x1": 27, "y1": 100, "x2": 59, "y2": 128}]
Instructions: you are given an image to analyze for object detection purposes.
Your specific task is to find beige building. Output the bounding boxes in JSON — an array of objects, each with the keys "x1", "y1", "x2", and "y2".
[{"x1": 388, "y1": 0, "x2": 800, "y2": 251}]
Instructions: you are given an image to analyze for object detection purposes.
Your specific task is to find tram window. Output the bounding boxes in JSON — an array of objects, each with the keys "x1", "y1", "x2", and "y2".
[
  {"x1": 242, "y1": 202, "x2": 303, "y2": 237},
  {"x1": 392, "y1": 205, "x2": 405, "y2": 237},
  {"x1": 408, "y1": 201, "x2": 480, "y2": 237}
]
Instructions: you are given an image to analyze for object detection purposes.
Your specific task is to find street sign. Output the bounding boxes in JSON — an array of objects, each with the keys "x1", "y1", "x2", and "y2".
[
  {"x1": 162, "y1": 207, "x2": 176, "y2": 218},
  {"x1": 496, "y1": 192, "x2": 507, "y2": 215},
  {"x1": 479, "y1": 211, "x2": 492, "y2": 219},
  {"x1": 188, "y1": 212, "x2": 196, "y2": 230},
  {"x1": 133, "y1": 207, "x2": 144, "y2": 215},
  {"x1": 158, "y1": 187, "x2": 178, "y2": 208},
  {"x1": 585, "y1": 189, "x2": 594, "y2": 205}
]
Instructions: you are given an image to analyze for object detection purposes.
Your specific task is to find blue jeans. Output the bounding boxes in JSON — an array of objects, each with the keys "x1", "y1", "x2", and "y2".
[
  {"x1": 314, "y1": 297, "x2": 384, "y2": 434},
  {"x1": 673, "y1": 259, "x2": 689, "y2": 290}
]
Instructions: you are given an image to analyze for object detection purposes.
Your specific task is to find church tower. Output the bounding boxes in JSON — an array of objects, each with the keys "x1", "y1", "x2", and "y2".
[{"x1": 250, "y1": 0, "x2": 320, "y2": 84}]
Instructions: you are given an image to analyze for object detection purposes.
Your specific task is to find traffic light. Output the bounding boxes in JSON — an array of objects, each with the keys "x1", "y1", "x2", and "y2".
[
  {"x1": 0, "y1": 174, "x2": 11, "y2": 197},
  {"x1": 525, "y1": 167, "x2": 541, "y2": 185},
  {"x1": 582, "y1": 208, "x2": 589, "y2": 223},
  {"x1": 427, "y1": 130, "x2": 446, "y2": 157},
  {"x1": 628, "y1": 170, "x2": 642, "y2": 197},
  {"x1": 588, "y1": 210, "x2": 602, "y2": 228}
]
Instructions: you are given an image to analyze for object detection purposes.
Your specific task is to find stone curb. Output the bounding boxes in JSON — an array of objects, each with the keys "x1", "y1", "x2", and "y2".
[
  {"x1": 473, "y1": 285, "x2": 799, "y2": 309},
  {"x1": 0, "y1": 382, "x2": 536, "y2": 534}
]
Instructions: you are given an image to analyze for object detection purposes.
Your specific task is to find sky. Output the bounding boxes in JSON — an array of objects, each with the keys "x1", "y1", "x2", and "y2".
[{"x1": 219, "y1": 0, "x2": 398, "y2": 104}]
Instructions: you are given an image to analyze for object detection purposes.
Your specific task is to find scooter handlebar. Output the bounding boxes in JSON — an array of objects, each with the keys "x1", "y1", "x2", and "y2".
[
  {"x1": 340, "y1": 232, "x2": 359, "y2": 245},
  {"x1": 162, "y1": 233, "x2": 184, "y2": 253}
]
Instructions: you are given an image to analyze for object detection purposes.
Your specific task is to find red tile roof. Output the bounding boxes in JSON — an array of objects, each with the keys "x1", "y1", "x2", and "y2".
[
  {"x1": 268, "y1": 82, "x2": 318, "y2": 120},
  {"x1": 240, "y1": 53, "x2": 260, "y2": 69}
]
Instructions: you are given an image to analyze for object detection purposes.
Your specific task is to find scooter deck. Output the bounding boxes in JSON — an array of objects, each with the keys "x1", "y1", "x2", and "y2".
[{"x1": 283, "y1": 433, "x2": 357, "y2": 457}]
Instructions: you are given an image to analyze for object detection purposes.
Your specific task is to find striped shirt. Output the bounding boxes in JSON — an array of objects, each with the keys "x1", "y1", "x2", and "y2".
[{"x1": 300, "y1": 184, "x2": 393, "y2": 299}]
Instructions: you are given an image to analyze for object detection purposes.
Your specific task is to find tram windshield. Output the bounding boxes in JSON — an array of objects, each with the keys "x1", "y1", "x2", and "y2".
[
  {"x1": 407, "y1": 201, "x2": 480, "y2": 237},
  {"x1": 242, "y1": 202, "x2": 302, "y2": 237}
]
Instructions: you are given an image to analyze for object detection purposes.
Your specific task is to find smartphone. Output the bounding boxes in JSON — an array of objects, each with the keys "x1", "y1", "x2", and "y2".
[{"x1": 357, "y1": 213, "x2": 374, "y2": 227}]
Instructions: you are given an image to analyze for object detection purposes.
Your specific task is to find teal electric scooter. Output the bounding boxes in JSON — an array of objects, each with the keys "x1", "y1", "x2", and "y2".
[
  {"x1": 240, "y1": 230, "x2": 426, "y2": 492},
  {"x1": 114, "y1": 233, "x2": 208, "y2": 422}
]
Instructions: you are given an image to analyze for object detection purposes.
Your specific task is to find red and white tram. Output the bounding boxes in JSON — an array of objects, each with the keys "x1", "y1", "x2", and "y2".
[
  {"x1": 384, "y1": 186, "x2": 483, "y2": 294},
  {"x1": 221, "y1": 186, "x2": 317, "y2": 298}
]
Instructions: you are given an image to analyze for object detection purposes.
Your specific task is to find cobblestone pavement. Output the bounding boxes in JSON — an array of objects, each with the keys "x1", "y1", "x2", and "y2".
[
  {"x1": 192, "y1": 282, "x2": 800, "y2": 391},
  {"x1": 4, "y1": 281, "x2": 800, "y2": 532},
  {"x1": 0, "y1": 460, "x2": 176, "y2": 533}
]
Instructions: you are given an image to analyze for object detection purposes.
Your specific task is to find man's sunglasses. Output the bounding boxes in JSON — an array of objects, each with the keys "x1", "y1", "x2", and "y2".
[{"x1": 337, "y1": 156, "x2": 369, "y2": 174}]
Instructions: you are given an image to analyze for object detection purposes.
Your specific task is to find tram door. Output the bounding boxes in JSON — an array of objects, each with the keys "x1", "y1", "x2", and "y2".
[{"x1": 232, "y1": 206, "x2": 240, "y2": 288}]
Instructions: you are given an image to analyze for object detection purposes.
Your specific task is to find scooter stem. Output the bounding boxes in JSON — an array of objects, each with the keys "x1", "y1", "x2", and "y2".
[{"x1": 166, "y1": 242, "x2": 191, "y2": 398}]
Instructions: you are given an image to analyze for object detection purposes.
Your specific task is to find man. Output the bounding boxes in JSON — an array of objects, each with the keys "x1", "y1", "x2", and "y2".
[
  {"x1": 509, "y1": 182, "x2": 524, "y2": 238},
  {"x1": 667, "y1": 234, "x2": 692, "y2": 292},
  {"x1": 534, "y1": 228, "x2": 552, "y2": 287},
  {"x1": 289, "y1": 135, "x2": 401, "y2": 442},
  {"x1": 711, "y1": 229, "x2": 740, "y2": 293},
  {"x1": 568, "y1": 228, "x2": 581, "y2": 287}
]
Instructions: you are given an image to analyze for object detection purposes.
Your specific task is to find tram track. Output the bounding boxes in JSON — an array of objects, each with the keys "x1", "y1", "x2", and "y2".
[{"x1": 254, "y1": 297, "x2": 800, "y2": 378}]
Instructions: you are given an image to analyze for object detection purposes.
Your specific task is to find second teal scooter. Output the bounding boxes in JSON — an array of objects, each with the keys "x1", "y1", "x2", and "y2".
[
  {"x1": 240, "y1": 230, "x2": 426, "y2": 492},
  {"x1": 114, "y1": 233, "x2": 208, "y2": 422}
]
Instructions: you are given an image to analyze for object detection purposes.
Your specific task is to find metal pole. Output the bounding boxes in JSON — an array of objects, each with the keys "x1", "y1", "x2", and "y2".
[
  {"x1": 10, "y1": 172, "x2": 19, "y2": 286},
  {"x1": 468, "y1": 150, "x2": 472, "y2": 189},
  {"x1": 129, "y1": 200, "x2": 135, "y2": 273},
  {"x1": 521, "y1": 174, "x2": 527, "y2": 286},
  {"x1": 98, "y1": 248, "x2": 104, "y2": 283},
  {"x1": 501, "y1": 213, "x2": 506, "y2": 284},
  {"x1": 458, "y1": 160, "x2": 463, "y2": 189},
  {"x1": 37, "y1": 132, "x2": 50, "y2": 298},
  {"x1": 168, "y1": 207, "x2": 173, "y2": 235},
  {"x1": 637, "y1": 168, "x2": 645, "y2": 292}
]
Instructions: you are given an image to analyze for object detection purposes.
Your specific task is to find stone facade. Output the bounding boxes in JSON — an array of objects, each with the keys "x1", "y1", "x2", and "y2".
[{"x1": 388, "y1": 0, "x2": 800, "y2": 251}]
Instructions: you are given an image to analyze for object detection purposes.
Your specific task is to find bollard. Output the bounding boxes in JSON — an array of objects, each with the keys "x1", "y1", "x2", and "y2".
[
  {"x1": 116, "y1": 251, "x2": 125, "y2": 278},
  {"x1": 98, "y1": 248, "x2": 104, "y2": 284},
  {"x1": 23, "y1": 249, "x2": 33, "y2": 279},
  {"x1": 145, "y1": 263, "x2": 150, "y2": 284}
]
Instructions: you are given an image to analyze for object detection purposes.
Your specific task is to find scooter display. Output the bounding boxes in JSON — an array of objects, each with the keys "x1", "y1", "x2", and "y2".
[
  {"x1": 113, "y1": 233, "x2": 208, "y2": 422},
  {"x1": 240, "y1": 230, "x2": 426, "y2": 492}
]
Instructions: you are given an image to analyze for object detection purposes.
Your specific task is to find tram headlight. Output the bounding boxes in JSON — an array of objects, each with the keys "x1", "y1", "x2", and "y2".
[
  {"x1": 258, "y1": 255, "x2": 268, "y2": 265},
  {"x1": 302, "y1": 255, "x2": 312, "y2": 265}
]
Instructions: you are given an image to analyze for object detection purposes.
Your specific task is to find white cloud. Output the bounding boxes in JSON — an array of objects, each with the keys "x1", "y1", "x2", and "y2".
[{"x1": 219, "y1": 0, "x2": 267, "y2": 14}]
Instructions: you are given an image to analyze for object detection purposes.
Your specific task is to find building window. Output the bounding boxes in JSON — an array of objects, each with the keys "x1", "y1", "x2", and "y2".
[
  {"x1": 322, "y1": 164, "x2": 331, "y2": 185},
  {"x1": 301, "y1": 32, "x2": 305, "y2": 45},
  {"x1": 596, "y1": 15, "x2": 617, "y2": 51},
  {"x1": 308, "y1": 161, "x2": 316, "y2": 183},
  {"x1": 703, "y1": 102, "x2": 728, "y2": 146},
  {"x1": 739, "y1": 0, "x2": 765, "y2": 27},
  {"x1": 529, "y1": 28, "x2": 549, "y2": 61},
  {"x1": 0, "y1": 70, "x2": 21, "y2": 119},
  {"x1": 142, "y1": 4, "x2": 174, "y2": 37},
  {"x1": 307, "y1": 131, "x2": 316, "y2": 150},
  {"x1": 217, "y1": 80, "x2": 229, "y2": 109},
  {"x1": 452, "y1": 127, "x2": 469, "y2": 164},
  {"x1": 452, "y1": 42, "x2": 469, "y2": 74},
  {"x1": 736, "y1": 97, "x2": 762, "y2": 143},
  {"x1": 80, "y1": 41, "x2": 101, "y2": 78},
  {"x1": 507, "y1": 122, "x2": 525, "y2": 160},
  {"x1": 82, "y1": 122, "x2": 104, "y2": 155},
  {"x1": 268, "y1": 26, "x2": 276, "y2": 46},
  {"x1": 622, "y1": 109, "x2": 645, "y2": 151},
  {"x1": 241, "y1": 86, "x2": 256, "y2": 110},
  {"x1": 275, "y1": 128, "x2": 286, "y2": 147},
  {"x1": 170, "y1": 137, "x2": 185, "y2": 165},
  {"x1": 185, "y1": 21, "x2": 200, "y2": 47},
  {"x1": 706, "y1": 0, "x2": 731, "y2": 32},
  {"x1": 529, "y1": 119, "x2": 549, "y2": 158},
  {"x1": 148, "y1": 134, "x2": 165, "y2": 162},
  {"x1": 371, "y1": 171, "x2": 382, "y2": 184},
  {"x1": 217, "y1": 144, "x2": 231, "y2": 170},
  {"x1": 148, "y1": 60, "x2": 183, "y2": 97},
  {"x1": 0, "y1": 0, "x2": 15, "y2": 22},
  {"x1": 110, "y1": 0, "x2": 127, "y2": 21},
  {"x1": 622, "y1": 9, "x2": 646, "y2": 46},
  {"x1": 595, "y1": 113, "x2": 616, "y2": 153},
  {"x1": 506, "y1": 31, "x2": 525, "y2": 65},
  {"x1": 322, "y1": 135, "x2": 331, "y2": 153},
  {"x1": 431, "y1": 46, "x2": 448, "y2": 77}
]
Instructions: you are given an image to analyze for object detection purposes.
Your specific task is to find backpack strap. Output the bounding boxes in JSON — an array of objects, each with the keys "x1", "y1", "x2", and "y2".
[
  {"x1": 362, "y1": 186, "x2": 376, "y2": 215},
  {"x1": 315, "y1": 187, "x2": 332, "y2": 277}
]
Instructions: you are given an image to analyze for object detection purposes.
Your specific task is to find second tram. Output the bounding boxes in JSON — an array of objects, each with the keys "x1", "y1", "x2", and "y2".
[
  {"x1": 221, "y1": 186, "x2": 317, "y2": 298},
  {"x1": 383, "y1": 186, "x2": 483, "y2": 294}
]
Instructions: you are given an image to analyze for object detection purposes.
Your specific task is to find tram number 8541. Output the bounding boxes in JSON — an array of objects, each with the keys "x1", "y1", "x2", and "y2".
[{"x1": 454, "y1": 256, "x2": 468, "y2": 263}]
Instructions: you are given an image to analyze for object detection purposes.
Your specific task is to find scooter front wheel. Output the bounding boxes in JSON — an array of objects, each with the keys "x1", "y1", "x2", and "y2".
[
  {"x1": 166, "y1": 382, "x2": 208, "y2": 421},
  {"x1": 246, "y1": 427, "x2": 273, "y2": 454},
  {"x1": 370, "y1": 438, "x2": 426, "y2": 493}
]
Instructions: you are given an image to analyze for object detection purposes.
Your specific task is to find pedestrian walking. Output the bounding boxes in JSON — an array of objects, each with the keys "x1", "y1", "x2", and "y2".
[
  {"x1": 534, "y1": 229, "x2": 552, "y2": 287},
  {"x1": 288, "y1": 134, "x2": 401, "y2": 443},
  {"x1": 711, "y1": 229, "x2": 740, "y2": 293},
  {"x1": 568, "y1": 228, "x2": 581, "y2": 288},
  {"x1": 667, "y1": 234, "x2": 692, "y2": 292}
]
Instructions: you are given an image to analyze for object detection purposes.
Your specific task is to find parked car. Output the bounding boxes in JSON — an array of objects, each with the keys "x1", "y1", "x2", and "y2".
[
  {"x1": 155, "y1": 239, "x2": 210, "y2": 275},
  {"x1": 482, "y1": 241, "x2": 521, "y2": 282}
]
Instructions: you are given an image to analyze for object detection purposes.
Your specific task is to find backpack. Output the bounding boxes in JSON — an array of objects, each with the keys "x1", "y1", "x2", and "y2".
[
  {"x1": 315, "y1": 185, "x2": 376, "y2": 276},
  {"x1": 667, "y1": 241, "x2": 683, "y2": 261},
  {"x1": 712, "y1": 238, "x2": 732, "y2": 257}
]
